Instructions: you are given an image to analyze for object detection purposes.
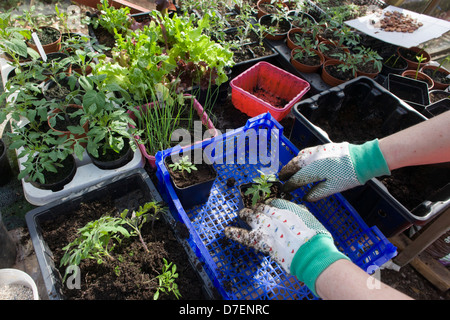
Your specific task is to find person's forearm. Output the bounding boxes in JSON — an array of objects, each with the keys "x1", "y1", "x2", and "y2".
[
  {"x1": 315, "y1": 259, "x2": 412, "y2": 300},
  {"x1": 379, "y1": 111, "x2": 450, "y2": 171}
]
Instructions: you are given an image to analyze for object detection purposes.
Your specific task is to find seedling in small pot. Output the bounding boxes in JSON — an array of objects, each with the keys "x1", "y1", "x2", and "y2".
[
  {"x1": 244, "y1": 170, "x2": 277, "y2": 207},
  {"x1": 120, "y1": 201, "x2": 168, "y2": 252}
]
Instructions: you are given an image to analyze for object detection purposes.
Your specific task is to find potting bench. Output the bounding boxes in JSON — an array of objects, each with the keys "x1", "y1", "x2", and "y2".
[{"x1": 1, "y1": 0, "x2": 449, "y2": 300}]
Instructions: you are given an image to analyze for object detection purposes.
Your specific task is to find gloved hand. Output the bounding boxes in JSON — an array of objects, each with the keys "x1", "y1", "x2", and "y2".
[
  {"x1": 224, "y1": 198, "x2": 349, "y2": 296},
  {"x1": 279, "y1": 139, "x2": 391, "y2": 201}
]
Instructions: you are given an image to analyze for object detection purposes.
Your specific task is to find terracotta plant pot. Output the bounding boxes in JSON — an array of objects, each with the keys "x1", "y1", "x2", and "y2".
[
  {"x1": 321, "y1": 59, "x2": 356, "y2": 87},
  {"x1": 256, "y1": 0, "x2": 289, "y2": 19},
  {"x1": 39, "y1": 52, "x2": 72, "y2": 80},
  {"x1": 290, "y1": 47, "x2": 325, "y2": 73},
  {"x1": 87, "y1": 138, "x2": 134, "y2": 170},
  {"x1": 401, "y1": 70, "x2": 435, "y2": 90},
  {"x1": 397, "y1": 46, "x2": 431, "y2": 70},
  {"x1": 420, "y1": 65, "x2": 450, "y2": 90},
  {"x1": 357, "y1": 67, "x2": 379, "y2": 79},
  {"x1": 259, "y1": 14, "x2": 291, "y2": 41},
  {"x1": 356, "y1": 59, "x2": 381, "y2": 79},
  {"x1": 27, "y1": 26, "x2": 62, "y2": 54},
  {"x1": 316, "y1": 26, "x2": 340, "y2": 43}
]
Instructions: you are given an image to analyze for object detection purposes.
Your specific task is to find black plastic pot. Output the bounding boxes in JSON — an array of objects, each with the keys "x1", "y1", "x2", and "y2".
[
  {"x1": 429, "y1": 89, "x2": 450, "y2": 104},
  {"x1": 166, "y1": 158, "x2": 217, "y2": 209},
  {"x1": 290, "y1": 77, "x2": 448, "y2": 237},
  {"x1": 237, "y1": 181, "x2": 292, "y2": 211},
  {"x1": 425, "y1": 98, "x2": 450, "y2": 117},
  {"x1": 229, "y1": 41, "x2": 279, "y2": 79},
  {"x1": 387, "y1": 73, "x2": 430, "y2": 113},
  {"x1": 0, "y1": 139, "x2": 13, "y2": 186},
  {"x1": 0, "y1": 211, "x2": 17, "y2": 268}
]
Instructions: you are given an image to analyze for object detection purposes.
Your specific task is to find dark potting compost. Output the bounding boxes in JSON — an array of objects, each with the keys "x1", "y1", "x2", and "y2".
[
  {"x1": 251, "y1": 85, "x2": 290, "y2": 109},
  {"x1": 29, "y1": 26, "x2": 60, "y2": 45}
]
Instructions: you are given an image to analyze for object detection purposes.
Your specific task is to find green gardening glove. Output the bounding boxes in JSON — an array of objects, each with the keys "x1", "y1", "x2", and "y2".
[
  {"x1": 224, "y1": 198, "x2": 349, "y2": 297},
  {"x1": 279, "y1": 139, "x2": 391, "y2": 201}
]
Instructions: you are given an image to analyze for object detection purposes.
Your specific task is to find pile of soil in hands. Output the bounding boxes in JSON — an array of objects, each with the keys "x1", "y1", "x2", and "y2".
[{"x1": 422, "y1": 68, "x2": 450, "y2": 85}]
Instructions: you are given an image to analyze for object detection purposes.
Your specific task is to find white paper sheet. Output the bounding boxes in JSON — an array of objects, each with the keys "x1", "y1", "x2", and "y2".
[{"x1": 344, "y1": 5, "x2": 450, "y2": 48}]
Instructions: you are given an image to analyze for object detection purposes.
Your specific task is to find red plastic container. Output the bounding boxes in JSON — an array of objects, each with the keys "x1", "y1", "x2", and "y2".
[
  {"x1": 128, "y1": 94, "x2": 218, "y2": 169},
  {"x1": 230, "y1": 61, "x2": 310, "y2": 121}
]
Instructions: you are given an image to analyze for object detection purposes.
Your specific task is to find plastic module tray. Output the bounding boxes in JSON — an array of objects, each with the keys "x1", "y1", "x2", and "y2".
[{"x1": 290, "y1": 77, "x2": 450, "y2": 237}]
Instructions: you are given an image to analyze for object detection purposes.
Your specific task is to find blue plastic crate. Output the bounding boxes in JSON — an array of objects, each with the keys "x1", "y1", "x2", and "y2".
[{"x1": 155, "y1": 113, "x2": 397, "y2": 300}]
